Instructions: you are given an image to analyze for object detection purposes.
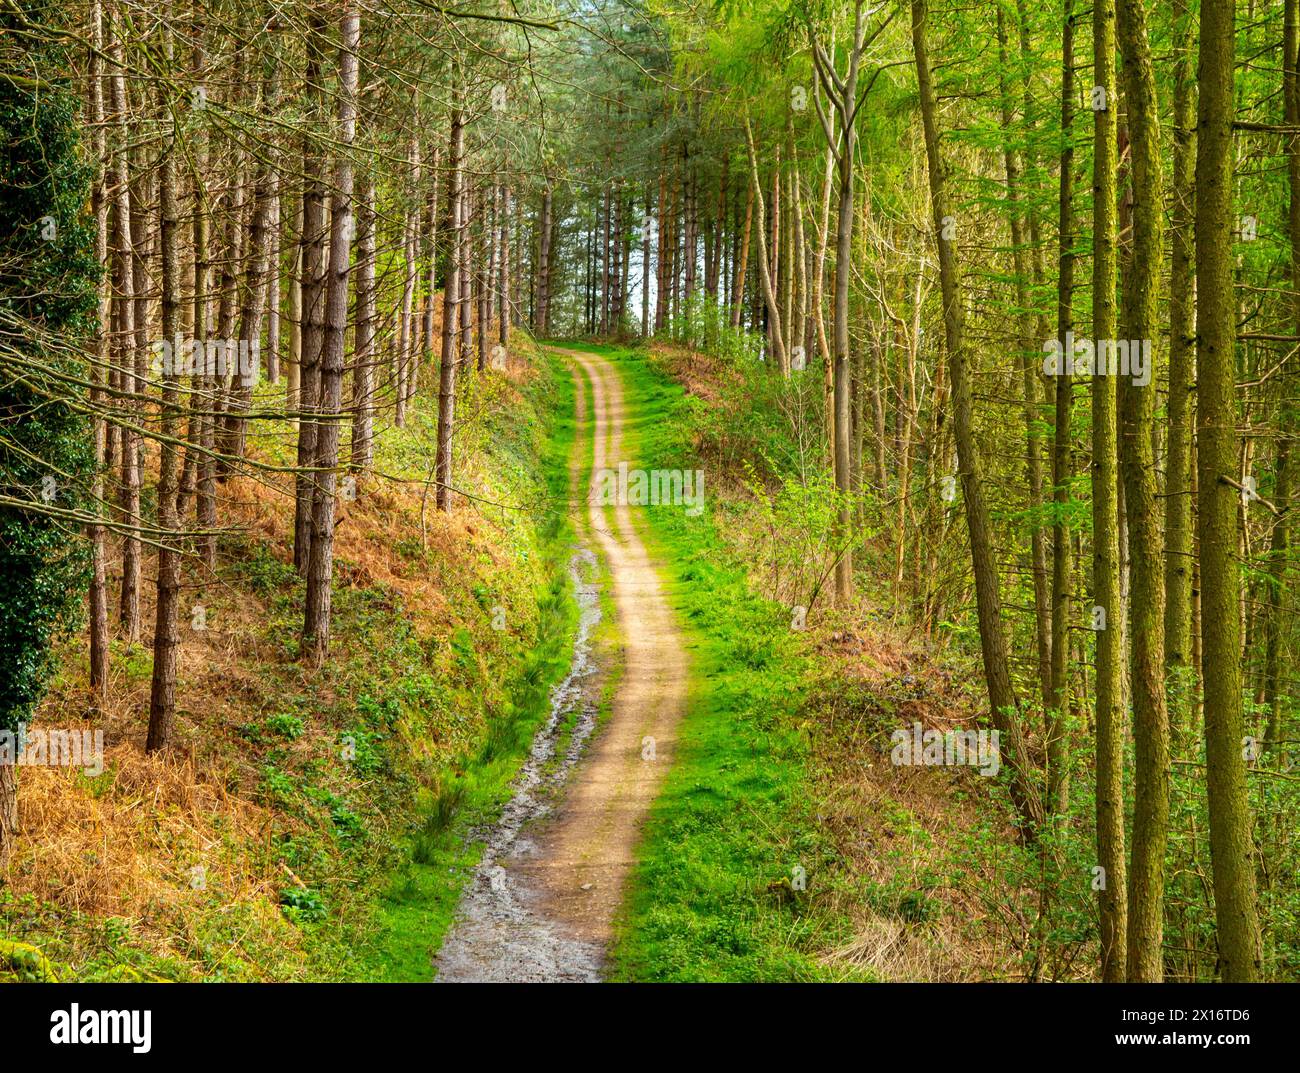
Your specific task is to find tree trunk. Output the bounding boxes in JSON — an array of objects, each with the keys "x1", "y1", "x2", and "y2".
[
  {"x1": 499, "y1": 184, "x2": 512, "y2": 346},
  {"x1": 219, "y1": 154, "x2": 275, "y2": 471},
  {"x1": 294, "y1": 16, "x2": 329, "y2": 574},
  {"x1": 109, "y1": 17, "x2": 139, "y2": 642},
  {"x1": 912, "y1": 0, "x2": 1042, "y2": 835},
  {"x1": 266, "y1": 187, "x2": 282, "y2": 385},
  {"x1": 1117, "y1": 0, "x2": 1169, "y2": 982},
  {"x1": 601, "y1": 177, "x2": 612, "y2": 334},
  {"x1": 1166, "y1": 0, "x2": 1197, "y2": 750},
  {"x1": 287, "y1": 194, "x2": 303, "y2": 414},
  {"x1": 460, "y1": 185, "x2": 475, "y2": 367},
  {"x1": 396, "y1": 140, "x2": 419, "y2": 426},
  {"x1": 1047, "y1": 0, "x2": 1075, "y2": 815},
  {"x1": 147, "y1": 31, "x2": 183, "y2": 752},
  {"x1": 1092, "y1": 0, "x2": 1127, "y2": 983},
  {"x1": 743, "y1": 117, "x2": 787, "y2": 371},
  {"x1": 351, "y1": 176, "x2": 377, "y2": 475},
  {"x1": 809, "y1": 7, "x2": 867, "y2": 606},
  {"x1": 537, "y1": 183, "x2": 553, "y2": 336},
  {"x1": 0, "y1": 762, "x2": 15, "y2": 872},
  {"x1": 1195, "y1": 0, "x2": 1263, "y2": 982},
  {"x1": 303, "y1": 6, "x2": 360, "y2": 666},
  {"x1": 436, "y1": 99, "x2": 465, "y2": 513},
  {"x1": 655, "y1": 161, "x2": 668, "y2": 332},
  {"x1": 1265, "y1": 0, "x2": 1299, "y2": 754},
  {"x1": 87, "y1": 0, "x2": 110, "y2": 710},
  {"x1": 731, "y1": 178, "x2": 753, "y2": 330},
  {"x1": 996, "y1": 7, "x2": 1052, "y2": 716}
]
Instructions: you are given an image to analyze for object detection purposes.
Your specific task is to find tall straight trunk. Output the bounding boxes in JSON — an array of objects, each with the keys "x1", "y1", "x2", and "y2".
[
  {"x1": 512, "y1": 187, "x2": 523, "y2": 329},
  {"x1": 997, "y1": 7, "x2": 1052, "y2": 711},
  {"x1": 731, "y1": 178, "x2": 753, "y2": 329},
  {"x1": 294, "y1": 16, "x2": 329, "y2": 574},
  {"x1": 727, "y1": 180, "x2": 739, "y2": 308},
  {"x1": 1117, "y1": 0, "x2": 1169, "y2": 982},
  {"x1": 460, "y1": 186, "x2": 474, "y2": 366},
  {"x1": 147, "y1": 39, "x2": 182, "y2": 753},
  {"x1": 812, "y1": 122, "x2": 836, "y2": 368},
  {"x1": 642, "y1": 186, "x2": 652, "y2": 335},
  {"x1": 655, "y1": 162, "x2": 668, "y2": 332},
  {"x1": 537, "y1": 183, "x2": 553, "y2": 336},
  {"x1": 871, "y1": 333, "x2": 887, "y2": 487},
  {"x1": 684, "y1": 150, "x2": 698, "y2": 306},
  {"x1": 585, "y1": 225, "x2": 595, "y2": 334},
  {"x1": 1196, "y1": 0, "x2": 1262, "y2": 982},
  {"x1": 781, "y1": 133, "x2": 795, "y2": 359},
  {"x1": 702, "y1": 191, "x2": 713, "y2": 315},
  {"x1": 485, "y1": 181, "x2": 498, "y2": 342},
  {"x1": 477, "y1": 215, "x2": 490, "y2": 370},
  {"x1": 1166, "y1": 0, "x2": 1197, "y2": 750},
  {"x1": 743, "y1": 118, "x2": 787, "y2": 371},
  {"x1": 1092, "y1": 0, "x2": 1127, "y2": 982},
  {"x1": 436, "y1": 99, "x2": 465, "y2": 513},
  {"x1": 109, "y1": 17, "x2": 139, "y2": 641},
  {"x1": 810, "y1": 7, "x2": 870, "y2": 605},
  {"x1": 892, "y1": 268, "x2": 923, "y2": 594},
  {"x1": 287, "y1": 195, "x2": 303, "y2": 413},
  {"x1": 266, "y1": 188, "x2": 282, "y2": 384},
  {"x1": 767, "y1": 143, "x2": 781, "y2": 358},
  {"x1": 426, "y1": 148, "x2": 441, "y2": 365},
  {"x1": 1047, "y1": 0, "x2": 1075, "y2": 815},
  {"x1": 87, "y1": 0, "x2": 109, "y2": 708},
  {"x1": 1268, "y1": 0, "x2": 1300, "y2": 752},
  {"x1": 912, "y1": 0, "x2": 1042, "y2": 835},
  {"x1": 396, "y1": 222, "x2": 415, "y2": 423},
  {"x1": 408, "y1": 158, "x2": 424, "y2": 367},
  {"x1": 127, "y1": 140, "x2": 152, "y2": 605},
  {"x1": 789, "y1": 131, "x2": 808, "y2": 361},
  {"x1": 601, "y1": 178, "x2": 612, "y2": 334},
  {"x1": 177, "y1": 38, "x2": 209, "y2": 515},
  {"x1": 219, "y1": 156, "x2": 275, "y2": 469},
  {"x1": 303, "y1": 6, "x2": 360, "y2": 665},
  {"x1": 619, "y1": 189, "x2": 632, "y2": 332},
  {"x1": 669, "y1": 171, "x2": 681, "y2": 326},
  {"x1": 611, "y1": 187, "x2": 623, "y2": 330},
  {"x1": 412, "y1": 142, "x2": 427, "y2": 397},
  {"x1": 351, "y1": 176, "x2": 377, "y2": 475},
  {"x1": 499, "y1": 184, "x2": 512, "y2": 346},
  {"x1": 1015, "y1": 0, "x2": 1051, "y2": 336},
  {"x1": 527, "y1": 196, "x2": 536, "y2": 326},
  {"x1": 396, "y1": 140, "x2": 418, "y2": 426},
  {"x1": 200, "y1": 164, "x2": 247, "y2": 568},
  {"x1": 709, "y1": 157, "x2": 728, "y2": 296}
]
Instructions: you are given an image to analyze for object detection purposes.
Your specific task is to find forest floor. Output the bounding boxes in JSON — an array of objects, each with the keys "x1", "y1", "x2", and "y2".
[
  {"x1": 0, "y1": 341, "x2": 588, "y2": 982},
  {"x1": 435, "y1": 347, "x2": 690, "y2": 981},
  {"x1": 1, "y1": 337, "x2": 1030, "y2": 984}
]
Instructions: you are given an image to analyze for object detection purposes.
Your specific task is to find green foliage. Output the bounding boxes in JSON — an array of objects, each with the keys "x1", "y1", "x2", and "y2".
[
  {"x1": 742, "y1": 460, "x2": 867, "y2": 610},
  {"x1": 0, "y1": 1, "x2": 98, "y2": 733},
  {"x1": 279, "y1": 887, "x2": 327, "y2": 924}
]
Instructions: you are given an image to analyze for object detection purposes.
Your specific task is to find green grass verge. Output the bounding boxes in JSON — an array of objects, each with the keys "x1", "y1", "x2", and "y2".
[{"x1": 556, "y1": 342, "x2": 857, "y2": 982}]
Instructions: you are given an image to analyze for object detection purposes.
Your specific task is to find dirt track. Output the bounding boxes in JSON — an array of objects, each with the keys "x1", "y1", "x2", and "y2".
[{"x1": 434, "y1": 347, "x2": 688, "y2": 982}]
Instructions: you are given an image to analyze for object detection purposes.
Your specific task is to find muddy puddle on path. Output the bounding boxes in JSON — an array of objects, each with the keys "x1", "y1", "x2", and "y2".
[{"x1": 433, "y1": 544, "x2": 606, "y2": 982}]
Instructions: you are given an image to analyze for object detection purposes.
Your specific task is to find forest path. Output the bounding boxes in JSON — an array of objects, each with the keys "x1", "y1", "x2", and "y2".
[{"x1": 434, "y1": 345, "x2": 689, "y2": 981}]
